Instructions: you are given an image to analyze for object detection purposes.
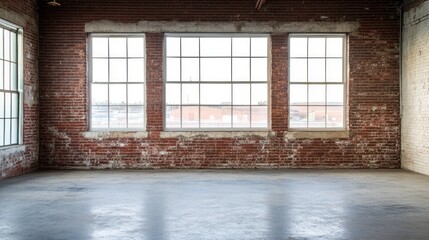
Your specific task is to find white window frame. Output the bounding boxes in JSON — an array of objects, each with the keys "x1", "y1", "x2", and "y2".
[
  {"x1": 164, "y1": 33, "x2": 271, "y2": 131},
  {"x1": 288, "y1": 34, "x2": 347, "y2": 131},
  {"x1": 88, "y1": 33, "x2": 146, "y2": 131}
]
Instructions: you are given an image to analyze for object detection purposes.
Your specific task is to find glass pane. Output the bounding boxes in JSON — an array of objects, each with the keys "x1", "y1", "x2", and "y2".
[
  {"x1": 200, "y1": 38, "x2": 231, "y2": 57},
  {"x1": 109, "y1": 106, "x2": 127, "y2": 128},
  {"x1": 166, "y1": 83, "x2": 181, "y2": 105},
  {"x1": 327, "y1": 106, "x2": 344, "y2": 128},
  {"x1": 128, "y1": 37, "x2": 144, "y2": 57},
  {"x1": 308, "y1": 106, "x2": 325, "y2": 128},
  {"x1": 0, "y1": 30, "x2": 3, "y2": 59},
  {"x1": 128, "y1": 59, "x2": 144, "y2": 82},
  {"x1": 308, "y1": 38, "x2": 325, "y2": 58},
  {"x1": 110, "y1": 59, "x2": 126, "y2": 82},
  {"x1": 4, "y1": 61, "x2": 10, "y2": 90},
  {"x1": 289, "y1": 59, "x2": 307, "y2": 82},
  {"x1": 290, "y1": 84, "x2": 307, "y2": 105},
  {"x1": 4, "y1": 119, "x2": 10, "y2": 145},
  {"x1": 5, "y1": 93, "x2": 10, "y2": 118},
  {"x1": 91, "y1": 106, "x2": 108, "y2": 129},
  {"x1": 251, "y1": 83, "x2": 267, "y2": 105},
  {"x1": 109, "y1": 84, "x2": 126, "y2": 105},
  {"x1": 109, "y1": 38, "x2": 126, "y2": 57},
  {"x1": 166, "y1": 37, "x2": 180, "y2": 57},
  {"x1": 233, "y1": 106, "x2": 250, "y2": 128},
  {"x1": 251, "y1": 38, "x2": 267, "y2": 57},
  {"x1": 92, "y1": 37, "x2": 108, "y2": 57},
  {"x1": 92, "y1": 59, "x2": 108, "y2": 82},
  {"x1": 181, "y1": 38, "x2": 199, "y2": 57},
  {"x1": 308, "y1": 84, "x2": 325, "y2": 105},
  {"x1": 232, "y1": 38, "x2": 250, "y2": 57},
  {"x1": 251, "y1": 58, "x2": 267, "y2": 82},
  {"x1": 182, "y1": 106, "x2": 199, "y2": 128},
  {"x1": 201, "y1": 106, "x2": 231, "y2": 128},
  {"x1": 233, "y1": 84, "x2": 250, "y2": 105},
  {"x1": 327, "y1": 85, "x2": 344, "y2": 106},
  {"x1": 308, "y1": 59, "x2": 325, "y2": 82},
  {"x1": 290, "y1": 37, "x2": 307, "y2": 58},
  {"x1": 251, "y1": 106, "x2": 267, "y2": 128},
  {"x1": 232, "y1": 58, "x2": 250, "y2": 82},
  {"x1": 10, "y1": 32, "x2": 16, "y2": 62},
  {"x1": 4, "y1": 30, "x2": 10, "y2": 61},
  {"x1": 326, "y1": 59, "x2": 343, "y2": 82},
  {"x1": 92, "y1": 84, "x2": 108, "y2": 106},
  {"x1": 0, "y1": 119, "x2": 3, "y2": 146},
  {"x1": 166, "y1": 58, "x2": 180, "y2": 82},
  {"x1": 0, "y1": 92, "x2": 3, "y2": 118},
  {"x1": 200, "y1": 84, "x2": 231, "y2": 105},
  {"x1": 290, "y1": 106, "x2": 307, "y2": 128},
  {"x1": 0, "y1": 60, "x2": 3, "y2": 89},
  {"x1": 128, "y1": 84, "x2": 144, "y2": 105},
  {"x1": 181, "y1": 58, "x2": 199, "y2": 82},
  {"x1": 327, "y1": 38, "x2": 343, "y2": 58},
  {"x1": 166, "y1": 105, "x2": 181, "y2": 128},
  {"x1": 201, "y1": 58, "x2": 231, "y2": 82},
  {"x1": 11, "y1": 93, "x2": 18, "y2": 118},
  {"x1": 11, "y1": 118, "x2": 18, "y2": 144},
  {"x1": 182, "y1": 84, "x2": 199, "y2": 105},
  {"x1": 11, "y1": 63, "x2": 17, "y2": 90},
  {"x1": 128, "y1": 105, "x2": 144, "y2": 128}
]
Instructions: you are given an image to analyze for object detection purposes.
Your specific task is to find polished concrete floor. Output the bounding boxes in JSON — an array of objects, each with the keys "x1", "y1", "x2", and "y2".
[{"x1": 1, "y1": 170, "x2": 429, "y2": 240}]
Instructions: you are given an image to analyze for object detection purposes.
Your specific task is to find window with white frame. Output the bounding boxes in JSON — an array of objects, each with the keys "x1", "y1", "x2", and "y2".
[
  {"x1": 0, "y1": 19, "x2": 22, "y2": 147},
  {"x1": 165, "y1": 35, "x2": 269, "y2": 130},
  {"x1": 89, "y1": 34, "x2": 145, "y2": 130},
  {"x1": 289, "y1": 34, "x2": 346, "y2": 129}
]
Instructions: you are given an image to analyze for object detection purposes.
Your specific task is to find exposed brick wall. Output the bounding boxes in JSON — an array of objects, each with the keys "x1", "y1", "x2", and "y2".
[
  {"x1": 0, "y1": 0, "x2": 39, "y2": 180},
  {"x1": 39, "y1": 0, "x2": 400, "y2": 169},
  {"x1": 402, "y1": 0, "x2": 429, "y2": 175}
]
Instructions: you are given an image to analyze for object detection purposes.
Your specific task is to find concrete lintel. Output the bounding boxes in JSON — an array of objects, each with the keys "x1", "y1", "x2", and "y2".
[
  {"x1": 0, "y1": 7, "x2": 30, "y2": 27},
  {"x1": 160, "y1": 131, "x2": 276, "y2": 139},
  {"x1": 285, "y1": 131, "x2": 350, "y2": 139},
  {"x1": 82, "y1": 131, "x2": 148, "y2": 140},
  {"x1": 85, "y1": 20, "x2": 359, "y2": 34},
  {"x1": 0, "y1": 145, "x2": 26, "y2": 158}
]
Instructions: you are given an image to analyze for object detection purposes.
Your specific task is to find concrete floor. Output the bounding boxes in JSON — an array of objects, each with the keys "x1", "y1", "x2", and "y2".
[{"x1": 1, "y1": 170, "x2": 429, "y2": 240}]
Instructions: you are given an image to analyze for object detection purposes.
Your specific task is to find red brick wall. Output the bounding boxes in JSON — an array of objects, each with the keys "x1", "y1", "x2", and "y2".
[
  {"x1": 0, "y1": 0, "x2": 39, "y2": 180},
  {"x1": 38, "y1": 0, "x2": 400, "y2": 169}
]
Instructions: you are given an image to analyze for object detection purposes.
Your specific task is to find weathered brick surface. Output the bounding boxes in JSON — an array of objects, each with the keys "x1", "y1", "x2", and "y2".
[
  {"x1": 401, "y1": 0, "x2": 429, "y2": 175},
  {"x1": 0, "y1": 0, "x2": 39, "y2": 180},
  {"x1": 39, "y1": 0, "x2": 400, "y2": 169}
]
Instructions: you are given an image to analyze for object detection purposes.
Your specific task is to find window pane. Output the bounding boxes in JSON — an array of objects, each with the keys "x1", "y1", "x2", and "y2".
[
  {"x1": 232, "y1": 58, "x2": 250, "y2": 82},
  {"x1": 182, "y1": 106, "x2": 199, "y2": 128},
  {"x1": 232, "y1": 38, "x2": 250, "y2": 57},
  {"x1": 327, "y1": 106, "x2": 344, "y2": 128},
  {"x1": 11, "y1": 63, "x2": 17, "y2": 90},
  {"x1": 128, "y1": 37, "x2": 144, "y2": 57},
  {"x1": 91, "y1": 106, "x2": 108, "y2": 128},
  {"x1": 4, "y1": 61, "x2": 10, "y2": 90},
  {"x1": 308, "y1": 38, "x2": 325, "y2": 58},
  {"x1": 10, "y1": 32, "x2": 16, "y2": 62},
  {"x1": 128, "y1": 84, "x2": 144, "y2": 105},
  {"x1": 327, "y1": 38, "x2": 343, "y2": 57},
  {"x1": 233, "y1": 106, "x2": 250, "y2": 128},
  {"x1": 109, "y1": 59, "x2": 127, "y2": 82},
  {"x1": 182, "y1": 84, "x2": 199, "y2": 105},
  {"x1": 11, "y1": 93, "x2": 18, "y2": 118},
  {"x1": 128, "y1": 106, "x2": 144, "y2": 128},
  {"x1": 92, "y1": 59, "x2": 108, "y2": 82},
  {"x1": 201, "y1": 106, "x2": 231, "y2": 128},
  {"x1": 201, "y1": 58, "x2": 231, "y2": 82},
  {"x1": 4, "y1": 119, "x2": 10, "y2": 145},
  {"x1": 166, "y1": 58, "x2": 180, "y2": 82},
  {"x1": 308, "y1": 59, "x2": 325, "y2": 82},
  {"x1": 181, "y1": 58, "x2": 199, "y2": 82},
  {"x1": 92, "y1": 38, "x2": 108, "y2": 57},
  {"x1": 251, "y1": 83, "x2": 267, "y2": 105},
  {"x1": 166, "y1": 105, "x2": 181, "y2": 128},
  {"x1": 4, "y1": 30, "x2": 10, "y2": 61},
  {"x1": 5, "y1": 93, "x2": 10, "y2": 118},
  {"x1": 91, "y1": 84, "x2": 108, "y2": 105},
  {"x1": 233, "y1": 84, "x2": 250, "y2": 105},
  {"x1": 308, "y1": 84, "x2": 325, "y2": 105},
  {"x1": 200, "y1": 38, "x2": 231, "y2": 57},
  {"x1": 327, "y1": 85, "x2": 344, "y2": 106},
  {"x1": 326, "y1": 59, "x2": 343, "y2": 82},
  {"x1": 251, "y1": 58, "x2": 267, "y2": 82},
  {"x1": 0, "y1": 119, "x2": 3, "y2": 146},
  {"x1": 109, "y1": 38, "x2": 126, "y2": 57},
  {"x1": 166, "y1": 83, "x2": 181, "y2": 105},
  {"x1": 251, "y1": 106, "x2": 267, "y2": 128},
  {"x1": 181, "y1": 38, "x2": 199, "y2": 57},
  {"x1": 166, "y1": 37, "x2": 180, "y2": 57},
  {"x1": 201, "y1": 84, "x2": 231, "y2": 105},
  {"x1": 0, "y1": 30, "x2": 3, "y2": 59},
  {"x1": 109, "y1": 106, "x2": 127, "y2": 128},
  {"x1": 290, "y1": 38, "x2": 307, "y2": 58},
  {"x1": 109, "y1": 84, "x2": 126, "y2": 105},
  {"x1": 128, "y1": 59, "x2": 144, "y2": 82},
  {"x1": 290, "y1": 106, "x2": 307, "y2": 128},
  {"x1": 0, "y1": 60, "x2": 3, "y2": 89},
  {"x1": 290, "y1": 84, "x2": 307, "y2": 105},
  {"x1": 308, "y1": 106, "x2": 325, "y2": 128},
  {"x1": 289, "y1": 59, "x2": 307, "y2": 82},
  {"x1": 251, "y1": 38, "x2": 267, "y2": 57},
  {"x1": 11, "y1": 118, "x2": 18, "y2": 144},
  {"x1": 0, "y1": 92, "x2": 3, "y2": 118}
]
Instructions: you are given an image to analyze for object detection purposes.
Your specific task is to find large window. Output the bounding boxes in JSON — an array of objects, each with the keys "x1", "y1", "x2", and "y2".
[
  {"x1": 165, "y1": 35, "x2": 269, "y2": 130},
  {"x1": 89, "y1": 34, "x2": 145, "y2": 130},
  {"x1": 0, "y1": 20, "x2": 22, "y2": 147},
  {"x1": 289, "y1": 34, "x2": 346, "y2": 130}
]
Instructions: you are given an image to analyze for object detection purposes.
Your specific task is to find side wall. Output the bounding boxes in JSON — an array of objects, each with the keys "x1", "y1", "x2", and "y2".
[
  {"x1": 39, "y1": 0, "x2": 400, "y2": 169},
  {"x1": 0, "y1": 0, "x2": 39, "y2": 180},
  {"x1": 402, "y1": 0, "x2": 429, "y2": 174}
]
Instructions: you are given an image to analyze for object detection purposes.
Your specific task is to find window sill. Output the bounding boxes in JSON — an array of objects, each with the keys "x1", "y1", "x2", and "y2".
[
  {"x1": 160, "y1": 131, "x2": 275, "y2": 139},
  {"x1": 285, "y1": 131, "x2": 349, "y2": 139},
  {"x1": 82, "y1": 131, "x2": 148, "y2": 140},
  {"x1": 0, "y1": 145, "x2": 25, "y2": 157}
]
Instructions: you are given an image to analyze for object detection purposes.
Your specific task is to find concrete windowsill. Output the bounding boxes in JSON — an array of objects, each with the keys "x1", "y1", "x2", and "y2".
[
  {"x1": 285, "y1": 131, "x2": 350, "y2": 139},
  {"x1": 160, "y1": 131, "x2": 276, "y2": 139},
  {"x1": 0, "y1": 145, "x2": 26, "y2": 157},
  {"x1": 82, "y1": 131, "x2": 148, "y2": 139}
]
